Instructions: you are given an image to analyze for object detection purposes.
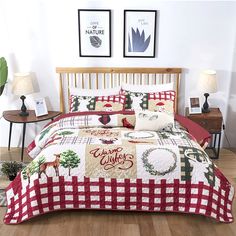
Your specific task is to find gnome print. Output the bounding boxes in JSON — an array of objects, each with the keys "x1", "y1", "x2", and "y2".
[
  {"x1": 103, "y1": 103, "x2": 113, "y2": 111},
  {"x1": 155, "y1": 102, "x2": 165, "y2": 112}
]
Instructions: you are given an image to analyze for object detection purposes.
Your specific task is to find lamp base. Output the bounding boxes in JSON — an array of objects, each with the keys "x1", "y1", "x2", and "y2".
[
  {"x1": 202, "y1": 108, "x2": 210, "y2": 113},
  {"x1": 202, "y1": 93, "x2": 210, "y2": 113},
  {"x1": 19, "y1": 95, "x2": 29, "y2": 117},
  {"x1": 19, "y1": 111, "x2": 29, "y2": 116}
]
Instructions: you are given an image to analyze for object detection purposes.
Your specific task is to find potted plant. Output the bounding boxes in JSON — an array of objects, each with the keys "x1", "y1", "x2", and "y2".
[
  {"x1": 1, "y1": 161, "x2": 23, "y2": 181},
  {"x1": 0, "y1": 57, "x2": 8, "y2": 96}
]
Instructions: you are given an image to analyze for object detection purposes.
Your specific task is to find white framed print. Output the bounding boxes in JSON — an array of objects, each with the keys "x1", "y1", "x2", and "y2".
[
  {"x1": 189, "y1": 97, "x2": 202, "y2": 114},
  {"x1": 123, "y1": 10, "x2": 157, "y2": 58},
  {"x1": 34, "y1": 98, "x2": 48, "y2": 117},
  {"x1": 78, "y1": 9, "x2": 111, "y2": 57}
]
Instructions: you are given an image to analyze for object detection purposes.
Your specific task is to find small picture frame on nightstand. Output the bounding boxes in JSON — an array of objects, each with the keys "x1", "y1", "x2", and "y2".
[
  {"x1": 189, "y1": 97, "x2": 202, "y2": 114},
  {"x1": 34, "y1": 98, "x2": 48, "y2": 117}
]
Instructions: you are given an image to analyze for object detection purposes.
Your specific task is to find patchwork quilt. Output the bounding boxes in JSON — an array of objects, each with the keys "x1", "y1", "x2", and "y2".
[{"x1": 3, "y1": 111, "x2": 234, "y2": 224}]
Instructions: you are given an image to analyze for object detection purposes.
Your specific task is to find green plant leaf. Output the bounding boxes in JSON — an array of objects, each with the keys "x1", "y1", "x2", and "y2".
[
  {"x1": 0, "y1": 57, "x2": 8, "y2": 88},
  {"x1": 1, "y1": 161, "x2": 23, "y2": 175}
]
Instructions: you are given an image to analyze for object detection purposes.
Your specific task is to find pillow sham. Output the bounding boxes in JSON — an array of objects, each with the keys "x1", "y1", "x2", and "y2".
[
  {"x1": 70, "y1": 86, "x2": 121, "y2": 96},
  {"x1": 135, "y1": 110, "x2": 174, "y2": 131},
  {"x1": 70, "y1": 94, "x2": 126, "y2": 112},
  {"x1": 122, "y1": 82, "x2": 173, "y2": 93},
  {"x1": 120, "y1": 89, "x2": 175, "y2": 115}
]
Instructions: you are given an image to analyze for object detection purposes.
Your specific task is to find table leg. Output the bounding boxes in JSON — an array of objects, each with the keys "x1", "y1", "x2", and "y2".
[
  {"x1": 213, "y1": 134, "x2": 217, "y2": 148},
  {"x1": 216, "y1": 132, "x2": 222, "y2": 159},
  {"x1": 21, "y1": 123, "x2": 27, "y2": 162},
  {"x1": 8, "y1": 122, "x2": 13, "y2": 151}
]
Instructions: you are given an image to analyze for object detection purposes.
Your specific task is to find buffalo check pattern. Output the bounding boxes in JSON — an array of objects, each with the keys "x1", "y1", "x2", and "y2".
[
  {"x1": 96, "y1": 95, "x2": 126, "y2": 103},
  {"x1": 4, "y1": 176, "x2": 234, "y2": 224},
  {"x1": 148, "y1": 91, "x2": 176, "y2": 101}
]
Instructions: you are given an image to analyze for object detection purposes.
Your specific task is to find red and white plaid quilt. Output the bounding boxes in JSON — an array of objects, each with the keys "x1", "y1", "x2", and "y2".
[{"x1": 3, "y1": 111, "x2": 234, "y2": 224}]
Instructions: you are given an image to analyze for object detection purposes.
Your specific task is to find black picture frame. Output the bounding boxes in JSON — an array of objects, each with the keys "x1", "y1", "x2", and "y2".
[
  {"x1": 123, "y1": 10, "x2": 157, "y2": 58},
  {"x1": 78, "y1": 9, "x2": 111, "y2": 57}
]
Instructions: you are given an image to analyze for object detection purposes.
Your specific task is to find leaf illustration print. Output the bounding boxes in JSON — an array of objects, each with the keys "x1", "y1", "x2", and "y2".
[
  {"x1": 130, "y1": 27, "x2": 151, "y2": 52},
  {"x1": 90, "y1": 36, "x2": 102, "y2": 48},
  {"x1": 128, "y1": 33, "x2": 132, "y2": 52}
]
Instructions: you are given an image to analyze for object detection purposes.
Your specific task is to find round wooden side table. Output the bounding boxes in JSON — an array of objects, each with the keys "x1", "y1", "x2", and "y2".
[{"x1": 3, "y1": 110, "x2": 62, "y2": 161}]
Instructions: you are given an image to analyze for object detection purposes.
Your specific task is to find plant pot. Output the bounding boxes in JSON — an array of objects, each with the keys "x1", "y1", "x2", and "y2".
[
  {"x1": 8, "y1": 174, "x2": 17, "y2": 181},
  {"x1": 0, "y1": 85, "x2": 5, "y2": 96}
]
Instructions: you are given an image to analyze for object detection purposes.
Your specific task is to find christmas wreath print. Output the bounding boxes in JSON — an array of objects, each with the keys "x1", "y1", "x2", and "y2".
[
  {"x1": 124, "y1": 131, "x2": 155, "y2": 139},
  {"x1": 142, "y1": 148, "x2": 177, "y2": 176}
]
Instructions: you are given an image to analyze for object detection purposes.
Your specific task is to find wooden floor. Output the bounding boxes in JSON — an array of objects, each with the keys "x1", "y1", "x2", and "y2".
[{"x1": 0, "y1": 147, "x2": 236, "y2": 236}]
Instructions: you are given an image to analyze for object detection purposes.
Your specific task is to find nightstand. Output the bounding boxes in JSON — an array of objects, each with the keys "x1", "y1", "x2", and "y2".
[
  {"x1": 185, "y1": 108, "x2": 223, "y2": 159},
  {"x1": 3, "y1": 110, "x2": 61, "y2": 162}
]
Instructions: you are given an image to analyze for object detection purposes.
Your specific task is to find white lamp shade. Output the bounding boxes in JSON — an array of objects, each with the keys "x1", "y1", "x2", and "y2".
[
  {"x1": 12, "y1": 72, "x2": 34, "y2": 96},
  {"x1": 198, "y1": 70, "x2": 217, "y2": 94}
]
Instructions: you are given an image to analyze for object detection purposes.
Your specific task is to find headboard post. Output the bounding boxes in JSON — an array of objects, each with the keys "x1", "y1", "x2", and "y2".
[
  {"x1": 176, "y1": 73, "x2": 180, "y2": 114},
  {"x1": 59, "y1": 73, "x2": 65, "y2": 113}
]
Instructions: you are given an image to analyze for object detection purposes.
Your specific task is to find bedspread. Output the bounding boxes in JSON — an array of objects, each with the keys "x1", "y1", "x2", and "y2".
[{"x1": 3, "y1": 111, "x2": 234, "y2": 224}]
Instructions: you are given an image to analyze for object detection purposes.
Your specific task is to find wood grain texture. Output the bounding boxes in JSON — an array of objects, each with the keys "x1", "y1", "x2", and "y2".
[
  {"x1": 0, "y1": 147, "x2": 235, "y2": 236},
  {"x1": 186, "y1": 108, "x2": 223, "y2": 132},
  {"x1": 56, "y1": 67, "x2": 182, "y2": 74},
  {"x1": 2, "y1": 111, "x2": 61, "y2": 124}
]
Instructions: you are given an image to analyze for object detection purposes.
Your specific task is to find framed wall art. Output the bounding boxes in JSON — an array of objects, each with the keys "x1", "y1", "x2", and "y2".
[
  {"x1": 123, "y1": 10, "x2": 157, "y2": 58},
  {"x1": 78, "y1": 9, "x2": 111, "y2": 57}
]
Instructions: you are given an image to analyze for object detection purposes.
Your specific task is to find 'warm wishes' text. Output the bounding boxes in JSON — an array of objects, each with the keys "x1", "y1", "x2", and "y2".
[{"x1": 89, "y1": 147, "x2": 134, "y2": 170}]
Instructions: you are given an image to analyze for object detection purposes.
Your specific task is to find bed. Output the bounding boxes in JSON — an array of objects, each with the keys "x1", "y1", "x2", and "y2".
[{"x1": 3, "y1": 67, "x2": 234, "y2": 224}]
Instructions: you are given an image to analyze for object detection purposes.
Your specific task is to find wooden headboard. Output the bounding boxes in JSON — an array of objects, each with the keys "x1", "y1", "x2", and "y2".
[{"x1": 56, "y1": 67, "x2": 182, "y2": 114}]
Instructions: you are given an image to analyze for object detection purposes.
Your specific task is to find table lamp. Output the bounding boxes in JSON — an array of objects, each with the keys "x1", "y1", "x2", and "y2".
[
  {"x1": 12, "y1": 72, "x2": 34, "y2": 116},
  {"x1": 198, "y1": 70, "x2": 217, "y2": 113}
]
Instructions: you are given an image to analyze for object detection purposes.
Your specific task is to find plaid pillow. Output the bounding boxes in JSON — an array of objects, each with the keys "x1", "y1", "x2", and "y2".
[
  {"x1": 120, "y1": 89, "x2": 175, "y2": 115},
  {"x1": 69, "y1": 94, "x2": 126, "y2": 112}
]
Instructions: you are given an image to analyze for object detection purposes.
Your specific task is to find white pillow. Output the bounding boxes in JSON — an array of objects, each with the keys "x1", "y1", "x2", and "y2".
[
  {"x1": 70, "y1": 86, "x2": 121, "y2": 96},
  {"x1": 135, "y1": 110, "x2": 174, "y2": 131},
  {"x1": 122, "y1": 82, "x2": 173, "y2": 93}
]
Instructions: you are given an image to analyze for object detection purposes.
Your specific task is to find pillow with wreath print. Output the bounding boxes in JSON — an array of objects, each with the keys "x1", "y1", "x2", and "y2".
[
  {"x1": 70, "y1": 94, "x2": 126, "y2": 112},
  {"x1": 120, "y1": 89, "x2": 176, "y2": 115}
]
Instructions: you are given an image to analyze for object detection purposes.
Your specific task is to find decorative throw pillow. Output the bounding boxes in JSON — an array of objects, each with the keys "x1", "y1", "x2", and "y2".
[
  {"x1": 135, "y1": 110, "x2": 174, "y2": 131},
  {"x1": 69, "y1": 94, "x2": 126, "y2": 112},
  {"x1": 120, "y1": 89, "x2": 175, "y2": 115}
]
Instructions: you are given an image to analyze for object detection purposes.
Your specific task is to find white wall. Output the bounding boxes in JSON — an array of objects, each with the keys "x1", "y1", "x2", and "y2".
[
  {"x1": 0, "y1": 0, "x2": 236, "y2": 148},
  {"x1": 225, "y1": 31, "x2": 236, "y2": 147}
]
